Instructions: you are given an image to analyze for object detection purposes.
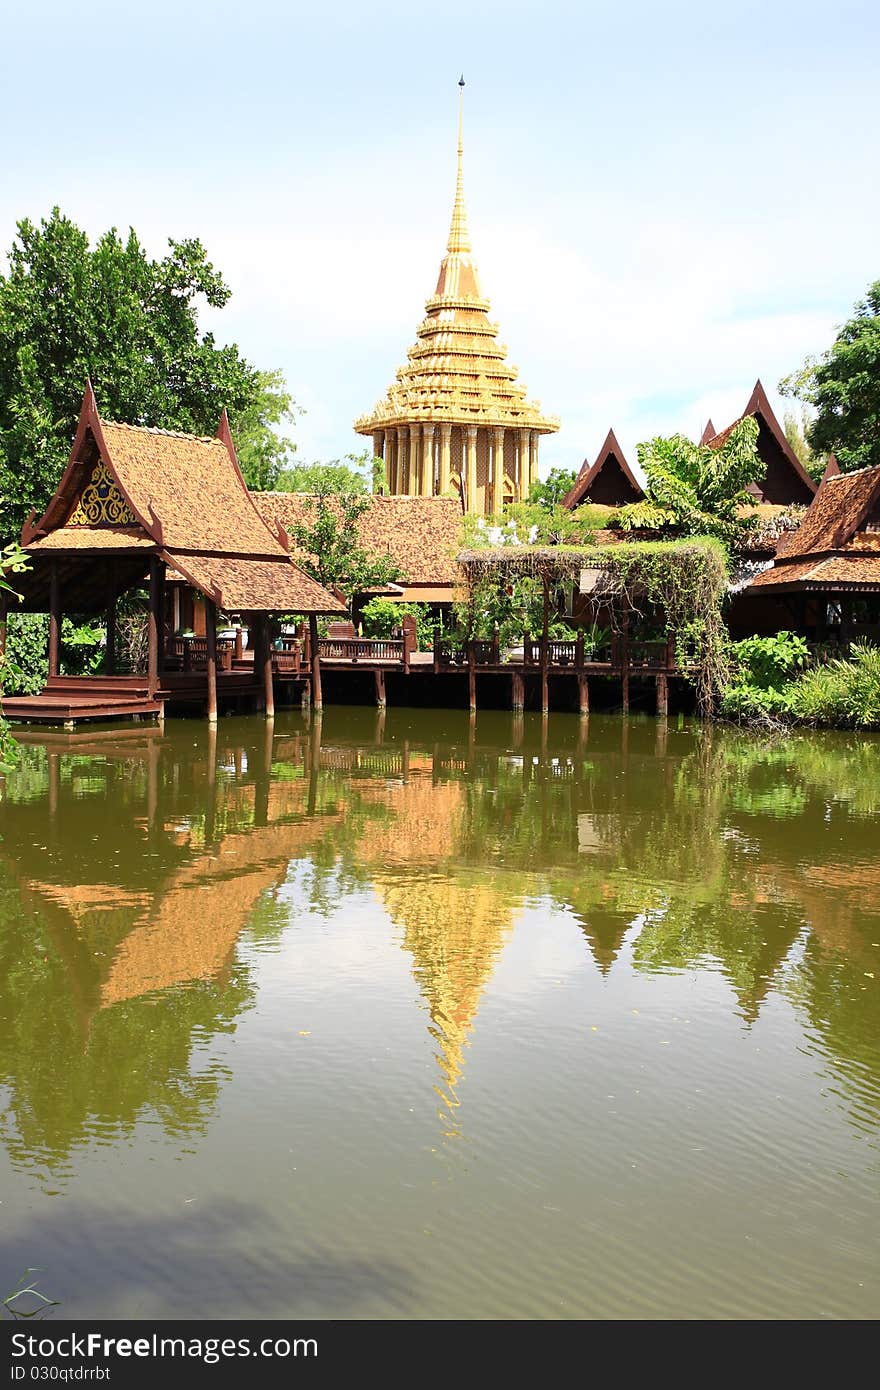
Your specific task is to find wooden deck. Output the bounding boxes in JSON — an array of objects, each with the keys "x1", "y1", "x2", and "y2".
[
  {"x1": 3, "y1": 634, "x2": 686, "y2": 726},
  {"x1": 2, "y1": 676, "x2": 163, "y2": 727}
]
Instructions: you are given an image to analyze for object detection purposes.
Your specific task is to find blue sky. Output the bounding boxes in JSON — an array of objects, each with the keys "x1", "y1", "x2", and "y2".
[{"x1": 1, "y1": 0, "x2": 877, "y2": 476}]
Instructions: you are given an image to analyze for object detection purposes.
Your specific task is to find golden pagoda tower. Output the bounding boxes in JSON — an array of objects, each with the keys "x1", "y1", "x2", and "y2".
[{"x1": 354, "y1": 79, "x2": 559, "y2": 516}]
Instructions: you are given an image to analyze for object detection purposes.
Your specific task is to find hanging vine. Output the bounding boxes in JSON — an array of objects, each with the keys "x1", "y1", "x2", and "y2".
[{"x1": 456, "y1": 538, "x2": 732, "y2": 713}]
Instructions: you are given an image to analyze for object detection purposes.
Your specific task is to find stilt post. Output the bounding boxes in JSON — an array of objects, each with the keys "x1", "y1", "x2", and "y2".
[
  {"x1": 205, "y1": 597, "x2": 218, "y2": 723},
  {"x1": 48, "y1": 563, "x2": 61, "y2": 678},
  {"x1": 468, "y1": 640, "x2": 477, "y2": 712},
  {"x1": 578, "y1": 674, "x2": 589, "y2": 716},
  {"x1": 375, "y1": 668, "x2": 386, "y2": 707},
  {"x1": 512, "y1": 670, "x2": 524, "y2": 711},
  {"x1": 262, "y1": 616, "x2": 275, "y2": 719},
  {"x1": 656, "y1": 672, "x2": 668, "y2": 717},
  {"x1": 309, "y1": 613, "x2": 323, "y2": 710}
]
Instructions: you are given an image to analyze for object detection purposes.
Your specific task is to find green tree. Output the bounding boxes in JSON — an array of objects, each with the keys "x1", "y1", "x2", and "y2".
[
  {"x1": 613, "y1": 417, "x2": 762, "y2": 545},
  {"x1": 783, "y1": 410, "x2": 827, "y2": 483},
  {"x1": 275, "y1": 456, "x2": 371, "y2": 495},
  {"x1": 288, "y1": 489, "x2": 400, "y2": 605},
  {"x1": 1, "y1": 522, "x2": 29, "y2": 767},
  {"x1": 528, "y1": 466, "x2": 578, "y2": 508},
  {"x1": 233, "y1": 369, "x2": 299, "y2": 490},
  {"x1": 780, "y1": 279, "x2": 880, "y2": 472},
  {"x1": 0, "y1": 208, "x2": 296, "y2": 531}
]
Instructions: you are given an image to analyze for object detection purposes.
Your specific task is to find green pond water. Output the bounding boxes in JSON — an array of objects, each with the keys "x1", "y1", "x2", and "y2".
[{"x1": 1, "y1": 708, "x2": 879, "y2": 1320}]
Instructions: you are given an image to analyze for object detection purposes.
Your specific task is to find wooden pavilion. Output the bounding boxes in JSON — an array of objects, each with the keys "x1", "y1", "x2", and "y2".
[
  {"x1": 2, "y1": 384, "x2": 345, "y2": 725},
  {"x1": 743, "y1": 462, "x2": 880, "y2": 643},
  {"x1": 563, "y1": 429, "x2": 644, "y2": 510}
]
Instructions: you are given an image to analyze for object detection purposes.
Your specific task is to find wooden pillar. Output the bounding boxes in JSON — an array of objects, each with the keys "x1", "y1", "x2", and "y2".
[
  {"x1": 578, "y1": 674, "x2": 589, "y2": 716},
  {"x1": 621, "y1": 608, "x2": 630, "y2": 715},
  {"x1": 205, "y1": 597, "x2": 218, "y2": 723},
  {"x1": 375, "y1": 668, "x2": 386, "y2": 707},
  {"x1": 440, "y1": 423, "x2": 452, "y2": 495},
  {"x1": 48, "y1": 563, "x2": 61, "y2": 679},
  {"x1": 105, "y1": 592, "x2": 117, "y2": 675},
  {"x1": 309, "y1": 612, "x2": 323, "y2": 710},
  {"x1": 0, "y1": 596, "x2": 7, "y2": 664},
  {"x1": 622, "y1": 673, "x2": 630, "y2": 715},
  {"x1": 541, "y1": 572, "x2": 550, "y2": 716},
  {"x1": 262, "y1": 616, "x2": 275, "y2": 719},
  {"x1": 408, "y1": 424, "x2": 420, "y2": 497},
  {"x1": 656, "y1": 672, "x2": 668, "y2": 717},
  {"x1": 422, "y1": 423, "x2": 435, "y2": 496},
  {"x1": 147, "y1": 557, "x2": 165, "y2": 696},
  {"x1": 493, "y1": 426, "x2": 505, "y2": 516},
  {"x1": 511, "y1": 670, "x2": 525, "y2": 711},
  {"x1": 468, "y1": 641, "x2": 477, "y2": 712},
  {"x1": 466, "y1": 426, "x2": 478, "y2": 513}
]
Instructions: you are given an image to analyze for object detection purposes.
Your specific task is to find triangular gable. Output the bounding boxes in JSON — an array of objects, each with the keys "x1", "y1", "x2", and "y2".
[
  {"x1": 700, "y1": 418, "x2": 716, "y2": 445},
  {"x1": 773, "y1": 465, "x2": 880, "y2": 561},
  {"x1": 23, "y1": 382, "x2": 156, "y2": 545},
  {"x1": 706, "y1": 380, "x2": 816, "y2": 506},
  {"x1": 563, "y1": 428, "x2": 644, "y2": 509}
]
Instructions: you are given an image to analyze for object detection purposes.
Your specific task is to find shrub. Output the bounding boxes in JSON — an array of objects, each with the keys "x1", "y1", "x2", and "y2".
[
  {"x1": 732, "y1": 631, "x2": 809, "y2": 689},
  {"x1": 359, "y1": 598, "x2": 437, "y2": 651},
  {"x1": 788, "y1": 642, "x2": 880, "y2": 728}
]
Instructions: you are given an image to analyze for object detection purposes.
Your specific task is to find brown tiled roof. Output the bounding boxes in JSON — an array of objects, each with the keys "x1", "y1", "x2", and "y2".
[
  {"x1": 775, "y1": 466, "x2": 880, "y2": 558},
  {"x1": 254, "y1": 493, "x2": 464, "y2": 587},
  {"x1": 563, "y1": 429, "x2": 644, "y2": 510},
  {"x1": 750, "y1": 552, "x2": 880, "y2": 590},
  {"x1": 27, "y1": 526, "x2": 155, "y2": 552},
  {"x1": 166, "y1": 553, "x2": 345, "y2": 613},
  {"x1": 24, "y1": 385, "x2": 343, "y2": 615}
]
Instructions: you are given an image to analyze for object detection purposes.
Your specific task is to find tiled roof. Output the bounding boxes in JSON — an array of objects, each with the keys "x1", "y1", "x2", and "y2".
[
  {"x1": 775, "y1": 465, "x2": 880, "y2": 558},
  {"x1": 99, "y1": 420, "x2": 280, "y2": 555},
  {"x1": 254, "y1": 493, "x2": 464, "y2": 587},
  {"x1": 166, "y1": 553, "x2": 345, "y2": 614},
  {"x1": 27, "y1": 526, "x2": 155, "y2": 552},
  {"x1": 24, "y1": 386, "x2": 344, "y2": 615},
  {"x1": 750, "y1": 552, "x2": 880, "y2": 590}
]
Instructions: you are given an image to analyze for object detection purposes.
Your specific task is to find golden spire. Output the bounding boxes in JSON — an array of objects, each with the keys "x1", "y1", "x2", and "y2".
[{"x1": 447, "y1": 75, "x2": 470, "y2": 254}]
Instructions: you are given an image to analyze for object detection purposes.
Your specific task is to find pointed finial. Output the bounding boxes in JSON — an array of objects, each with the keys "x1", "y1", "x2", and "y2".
[{"x1": 447, "y1": 76, "x2": 471, "y2": 254}]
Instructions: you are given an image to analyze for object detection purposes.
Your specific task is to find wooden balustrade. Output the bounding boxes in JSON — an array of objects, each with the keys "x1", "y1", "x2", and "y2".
[
  {"x1": 165, "y1": 636, "x2": 234, "y2": 672},
  {"x1": 432, "y1": 631, "x2": 678, "y2": 673},
  {"x1": 318, "y1": 636, "x2": 409, "y2": 670}
]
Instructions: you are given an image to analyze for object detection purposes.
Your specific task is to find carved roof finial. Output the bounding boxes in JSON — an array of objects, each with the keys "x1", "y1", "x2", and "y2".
[{"x1": 447, "y1": 76, "x2": 470, "y2": 254}]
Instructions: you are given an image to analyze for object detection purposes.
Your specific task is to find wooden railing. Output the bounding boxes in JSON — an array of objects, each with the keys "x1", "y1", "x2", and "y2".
[
  {"x1": 317, "y1": 636, "x2": 410, "y2": 671},
  {"x1": 271, "y1": 636, "x2": 302, "y2": 675},
  {"x1": 433, "y1": 632, "x2": 678, "y2": 673},
  {"x1": 164, "y1": 637, "x2": 234, "y2": 672}
]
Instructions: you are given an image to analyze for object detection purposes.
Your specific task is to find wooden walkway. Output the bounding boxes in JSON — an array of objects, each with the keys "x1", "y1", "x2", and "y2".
[{"x1": 3, "y1": 634, "x2": 684, "y2": 726}]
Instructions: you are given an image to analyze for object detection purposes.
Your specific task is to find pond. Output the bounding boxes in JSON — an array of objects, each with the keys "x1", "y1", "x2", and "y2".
[{"x1": 1, "y1": 709, "x2": 878, "y2": 1319}]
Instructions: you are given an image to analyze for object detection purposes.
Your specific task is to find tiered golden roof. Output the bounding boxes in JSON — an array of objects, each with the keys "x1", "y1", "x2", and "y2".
[{"x1": 354, "y1": 82, "x2": 558, "y2": 514}]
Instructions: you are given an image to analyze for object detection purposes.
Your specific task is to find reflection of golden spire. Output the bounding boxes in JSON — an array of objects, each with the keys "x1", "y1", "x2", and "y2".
[{"x1": 447, "y1": 75, "x2": 470, "y2": 254}]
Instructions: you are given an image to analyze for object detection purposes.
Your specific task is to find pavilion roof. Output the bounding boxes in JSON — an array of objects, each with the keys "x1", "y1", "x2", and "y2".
[
  {"x1": 704, "y1": 380, "x2": 816, "y2": 505},
  {"x1": 20, "y1": 384, "x2": 344, "y2": 614},
  {"x1": 563, "y1": 429, "x2": 644, "y2": 510},
  {"x1": 748, "y1": 462, "x2": 880, "y2": 592},
  {"x1": 254, "y1": 492, "x2": 465, "y2": 588}
]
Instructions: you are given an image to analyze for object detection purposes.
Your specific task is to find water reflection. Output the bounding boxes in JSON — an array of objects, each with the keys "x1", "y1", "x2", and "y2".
[{"x1": 1, "y1": 712, "x2": 880, "y2": 1180}]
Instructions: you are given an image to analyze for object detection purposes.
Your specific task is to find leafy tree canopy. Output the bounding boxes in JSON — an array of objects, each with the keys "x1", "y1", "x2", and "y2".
[
  {"x1": 528, "y1": 466, "x2": 578, "y2": 509},
  {"x1": 276, "y1": 455, "x2": 371, "y2": 495},
  {"x1": 613, "y1": 417, "x2": 762, "y2": 546},
  {"x1": 288, "y1": 488, "x2": 400, "y2": 605},
  {"x1": 0, "y1": 208, "x2": 295, "y2": 532},
  {"x1": 780, "y1": 279, "x2": 880, "y2": 473}
]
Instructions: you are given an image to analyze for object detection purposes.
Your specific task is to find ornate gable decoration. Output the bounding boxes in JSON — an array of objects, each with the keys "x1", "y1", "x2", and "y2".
[{"x1": 67, "y1": 459, "x2": 137, "y2": 527}]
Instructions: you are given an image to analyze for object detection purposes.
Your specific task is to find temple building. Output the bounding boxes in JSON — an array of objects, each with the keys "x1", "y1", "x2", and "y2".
[{"x1": 353, "y1": 81, "x2": 559, "y2": 515}]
